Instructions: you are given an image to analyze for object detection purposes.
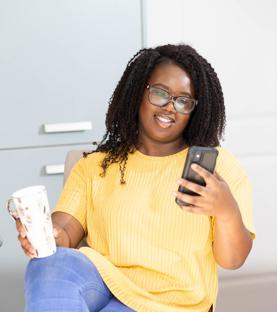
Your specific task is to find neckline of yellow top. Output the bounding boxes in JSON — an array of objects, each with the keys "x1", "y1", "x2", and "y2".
[{"x1": 133, "y1": 147, "x2": 188, "y2": 161}]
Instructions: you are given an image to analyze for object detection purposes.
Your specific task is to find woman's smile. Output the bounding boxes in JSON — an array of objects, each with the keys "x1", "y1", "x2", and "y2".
[{"x1": 153, "y1": 112, "x2": 175, "y2": 129}]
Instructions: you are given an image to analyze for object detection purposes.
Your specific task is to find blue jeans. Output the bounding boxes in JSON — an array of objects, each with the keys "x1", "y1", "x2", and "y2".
[{"x1": 24, "y1": 247, "x2": 135, "y2": 312}]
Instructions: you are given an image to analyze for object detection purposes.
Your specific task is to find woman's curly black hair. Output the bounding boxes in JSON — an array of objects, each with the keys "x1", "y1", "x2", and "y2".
[{"x1": 84, "y1": 44, "x2": 225, "y2": 184}]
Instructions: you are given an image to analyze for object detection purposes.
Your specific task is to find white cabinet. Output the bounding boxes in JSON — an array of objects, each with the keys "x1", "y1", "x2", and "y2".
[
  {"x1": 0, "y1": 1, "x2": 142, "y2": 311},
  {"x1": 0, "y1": 0, "x2": 141, "y2": 148},
  {"x1": 0, "y1": 144, "x2": 92, "y2": 310}
]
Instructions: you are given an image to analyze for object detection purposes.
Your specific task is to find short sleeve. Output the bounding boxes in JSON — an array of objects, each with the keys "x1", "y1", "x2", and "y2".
[
  {"x1": 232, "y1": 175, "x2": 256, "y2": 239},
  {"x1": 215, "y1": 147, "x2": 256, "y2": 239},
  {"x1": 53, "y1": 158, "x2": 88, "y2": 233}
]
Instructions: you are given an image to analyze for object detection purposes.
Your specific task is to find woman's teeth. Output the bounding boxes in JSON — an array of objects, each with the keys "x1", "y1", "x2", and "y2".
[{"x1": 155, "y1": 114, "x2": 174, "y2": 128}]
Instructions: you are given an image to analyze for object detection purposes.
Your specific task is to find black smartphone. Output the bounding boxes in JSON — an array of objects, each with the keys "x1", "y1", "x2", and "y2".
[{"x1": 175, "y1": 146, "x2": 219, "y2": 206}]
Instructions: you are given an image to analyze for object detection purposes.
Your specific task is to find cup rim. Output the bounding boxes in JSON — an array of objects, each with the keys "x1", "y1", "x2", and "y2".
[{"x1": 12, "y1": 185, "x2": 46, "y2": 198}]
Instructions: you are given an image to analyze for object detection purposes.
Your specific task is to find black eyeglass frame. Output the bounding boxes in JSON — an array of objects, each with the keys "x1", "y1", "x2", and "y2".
[{"x1": 146, "y1": 84, "x2": 198, "y2": 115}]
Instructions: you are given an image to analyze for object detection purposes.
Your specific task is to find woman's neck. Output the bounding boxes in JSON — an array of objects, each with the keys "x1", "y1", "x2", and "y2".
[{"x1": 136, "y1": 140, "x2": 187, "y2": 156}]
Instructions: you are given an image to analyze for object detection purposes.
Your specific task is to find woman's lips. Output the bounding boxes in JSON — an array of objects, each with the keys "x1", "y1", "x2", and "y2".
[{"x1": 154, "y1": 114, "x2": 175, "y2": 129}]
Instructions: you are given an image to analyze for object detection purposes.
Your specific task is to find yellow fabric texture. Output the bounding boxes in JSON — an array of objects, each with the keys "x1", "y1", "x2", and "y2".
[{"x1": 53, "y1": 147, "x2": 255, "y2": 312}]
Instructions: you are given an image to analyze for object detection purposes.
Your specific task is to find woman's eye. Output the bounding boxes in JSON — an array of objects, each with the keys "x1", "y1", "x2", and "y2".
[
  {"x1": 177, "y1": 98, "x2": 193, "y2": 107},
  {"x1": 153, "y1": 89, "x2": 168, "y2": 97}
]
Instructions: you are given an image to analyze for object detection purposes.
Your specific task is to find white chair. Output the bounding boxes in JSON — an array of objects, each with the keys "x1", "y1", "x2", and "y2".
[
  {"x1": 63, "y1": 150, "x2": 86, "y2": 185},
  {"x1": 63, "y1": 150, "x2": 90, "y2": 247}
]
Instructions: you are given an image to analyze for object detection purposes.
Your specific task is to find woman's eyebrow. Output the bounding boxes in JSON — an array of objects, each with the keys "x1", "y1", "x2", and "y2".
[
  {"x1": 152, "y1": 83, "x2": 193, "y2": 97},
  {"x1": 151, "y1": 83, "x2": 170, "y2": 90}
]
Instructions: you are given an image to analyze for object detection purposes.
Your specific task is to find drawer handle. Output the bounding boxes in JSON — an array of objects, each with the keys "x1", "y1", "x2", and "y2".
[
  {"x1": 43, "y1": 121, "x2": 92, "y2": 133},
  {"x1": 45, "y1": 165, "x2": 65, "y2": 175}
]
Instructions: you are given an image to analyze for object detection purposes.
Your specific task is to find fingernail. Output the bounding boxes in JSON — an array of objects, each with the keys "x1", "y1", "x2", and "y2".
[
  {"x1": 172, "y1": 191, "x2": 178, "y2": 196},
  {"x1": 191, "y1": 163, "x2": 198, "y2": 169},
  {"x1": 177, "y1": 179, "x2": 183, "y2": 184}
]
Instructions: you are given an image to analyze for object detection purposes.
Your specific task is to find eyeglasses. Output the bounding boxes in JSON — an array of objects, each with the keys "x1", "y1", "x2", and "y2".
[{"x1": 146, "y1": 84, "x2": 198, "y2": 114}]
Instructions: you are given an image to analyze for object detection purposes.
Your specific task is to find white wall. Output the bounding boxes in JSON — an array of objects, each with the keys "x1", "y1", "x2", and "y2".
[{"x1": 142, "y1": 0, "x2": 277, "y2": 310}]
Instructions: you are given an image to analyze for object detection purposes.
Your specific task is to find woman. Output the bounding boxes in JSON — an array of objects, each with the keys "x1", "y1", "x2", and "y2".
[{"x1": 17, "y1": 44, "x2": 255, "y2": 312}]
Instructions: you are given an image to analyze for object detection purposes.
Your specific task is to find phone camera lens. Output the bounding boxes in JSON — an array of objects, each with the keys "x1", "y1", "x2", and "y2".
[{"x1": 194, "y1": 153, "x2": 201, "y2": 163}]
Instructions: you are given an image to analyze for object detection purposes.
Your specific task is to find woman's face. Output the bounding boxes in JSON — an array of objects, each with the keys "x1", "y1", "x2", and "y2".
[{"x1": 138, "y1": 62, "x2": 195, "y2": 149}]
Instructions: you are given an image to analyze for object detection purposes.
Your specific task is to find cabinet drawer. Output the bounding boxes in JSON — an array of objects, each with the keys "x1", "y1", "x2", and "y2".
[
  {"x1": 0, "y1": 144, "x2": 93, "y2": 268},
  {"x1": 0, "y1": 0, "x2": 141, "y2": 149},
  {"x1": 0, "y1": 144, "x2": 95, "y2": 311}
]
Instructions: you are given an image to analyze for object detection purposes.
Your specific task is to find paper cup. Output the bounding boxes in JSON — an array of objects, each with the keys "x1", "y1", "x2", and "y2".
[{"x1": 7, "y1": 185, "x2": 56, "y2": 258}]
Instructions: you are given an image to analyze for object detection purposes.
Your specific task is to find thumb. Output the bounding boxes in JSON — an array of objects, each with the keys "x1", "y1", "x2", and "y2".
[
  {"x1": 53, "y1": 225, "x2": 63, "y2": 238},
  {"x1": 214, "y1": 171, "x2": 224, "y2": 181},
  {"x1": 53, "y1": 227, "x2": 59, "y2": 238},
  {"x1": 52, "y1": 225, "x2": 70, "y2": 247}
]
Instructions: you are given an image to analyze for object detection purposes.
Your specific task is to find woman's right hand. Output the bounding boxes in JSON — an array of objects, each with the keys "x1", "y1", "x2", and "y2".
[
  {"x1": 16, "y1": 219, "x2": 36, "y2": 258},
  {"x1": 16, "y1": 219, "x2": 70, "y2": 258},
  {"x1": 52, "y1": 223, "x2": 70, "y2": 247},
  {"x1": 17, "y1": 212, "x2": 85, "y2": 257}
]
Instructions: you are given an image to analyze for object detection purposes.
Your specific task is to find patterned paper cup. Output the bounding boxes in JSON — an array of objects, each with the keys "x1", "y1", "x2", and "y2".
[{"x1": 7, "y1": 185, "x2": 56, "y2": 258}]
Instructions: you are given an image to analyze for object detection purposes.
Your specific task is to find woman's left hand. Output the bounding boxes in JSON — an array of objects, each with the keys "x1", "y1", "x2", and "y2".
[{"x1": 174, "y1": 163, "x2": 240, "y2": 222}]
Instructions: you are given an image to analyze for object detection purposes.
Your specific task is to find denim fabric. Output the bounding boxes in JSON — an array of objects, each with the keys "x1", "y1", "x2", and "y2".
[{"x1": 24, "y1": 247, "x2": 135, "y2": 312}]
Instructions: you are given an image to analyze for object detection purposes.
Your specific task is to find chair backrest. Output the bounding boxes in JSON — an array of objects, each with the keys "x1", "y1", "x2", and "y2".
[
  {"x1": 63, "y1": 150, "x2": 85, "y2": 185},
  {"x1": 63, "y1": 150, "x2": 89, "y2": 247}
]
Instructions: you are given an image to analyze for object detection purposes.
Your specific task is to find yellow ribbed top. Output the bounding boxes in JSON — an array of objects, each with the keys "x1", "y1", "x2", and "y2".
[{"x1": 54, "y1": 147, "x2": 255, "y2": 312}]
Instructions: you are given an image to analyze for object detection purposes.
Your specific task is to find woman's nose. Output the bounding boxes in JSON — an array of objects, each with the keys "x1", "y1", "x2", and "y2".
[{"x1": 162, "y1": 100, "x2": 176, "y2": 113}]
